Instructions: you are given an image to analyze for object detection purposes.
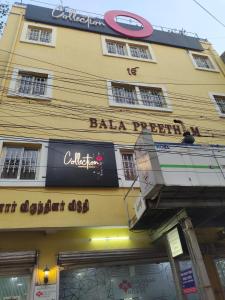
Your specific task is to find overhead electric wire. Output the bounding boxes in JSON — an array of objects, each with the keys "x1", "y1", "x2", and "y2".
[
  {"x1": 1, "y1": 82, "x2": 225, "y2": 140},
  {"x1": 192, "y1": 0, "x2": 225, "y2": 29},
  {"x1": 1, "y1": 89, "x2": 225, "y2": 142},
  {"x1": 0, "y1": 70, "x2": 224, "y2": 121}
]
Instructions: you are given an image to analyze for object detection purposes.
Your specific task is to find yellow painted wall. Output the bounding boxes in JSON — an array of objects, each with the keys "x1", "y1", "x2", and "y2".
[
  {"x1": 0, "y1": 5, "x2": 224, "y2": 229},
  {"x1": 0, "y1": 5, "x2": 225, "y2": 286},
  {"x1": 0, "y1": 227, "x2": 152, "y2": 284}
]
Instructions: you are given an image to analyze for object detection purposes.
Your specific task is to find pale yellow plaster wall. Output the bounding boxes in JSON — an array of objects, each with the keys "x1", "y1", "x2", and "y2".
[
  {"x1": 0, "y1": 5, "x2": 225, "y2": 286},
  {"x1": 0, "y1": 228, "x2": 152, "y2": 284}
]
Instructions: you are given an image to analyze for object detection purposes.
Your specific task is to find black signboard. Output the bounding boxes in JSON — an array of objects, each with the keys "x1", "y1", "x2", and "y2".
[
  {"x1": 25, "y1": 5, "x2": 203, "y2": 51},
  {"x1": 46, "y1": 140, "x2": 118, "y2": 187}
]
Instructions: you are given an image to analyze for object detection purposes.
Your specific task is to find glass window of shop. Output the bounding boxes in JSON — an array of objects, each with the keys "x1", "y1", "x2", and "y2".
[
  {"x1": 0, "y1": 275, "x2": 31, "y2": 300},
  {"x1": 59, "y1": 262, "x2": 177, "y2": 300},
  {"x1": 215, "y1": 258, "x2": 225, "y2": 294}
]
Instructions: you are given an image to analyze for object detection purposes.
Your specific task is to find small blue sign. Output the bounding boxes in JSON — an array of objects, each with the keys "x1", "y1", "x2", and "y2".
[{"x1": 181, "y1": 267, "x2": 197, "y2": 294}]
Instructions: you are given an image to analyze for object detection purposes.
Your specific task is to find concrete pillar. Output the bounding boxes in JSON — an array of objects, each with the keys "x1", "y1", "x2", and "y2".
[
  {"x1": 165, "y1": 236, "x2": 186, "y2": 300},
  {"x1": 181, "y1": 217, "x2": 216, "y2": 300},
  {"x1": 203, "y1": 255, "x2": 225, "y2": 300}
]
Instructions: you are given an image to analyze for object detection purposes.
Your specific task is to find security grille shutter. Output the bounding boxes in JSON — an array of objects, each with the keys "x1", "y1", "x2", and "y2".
[
  {"x1": 0, "y1": 251, "x2": 37, "y2": 275},
  {"x1": 58, "y1": 248, "x2": 167, "y2": 269}
]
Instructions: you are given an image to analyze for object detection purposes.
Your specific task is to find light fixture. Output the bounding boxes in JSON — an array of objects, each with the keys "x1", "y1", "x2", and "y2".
[
  {"x1": 43, "y1": 265, "x2": 50, "y2": 284},
  {"x1": 91, "y1": 236, "x2": 129, "y2": 241}
]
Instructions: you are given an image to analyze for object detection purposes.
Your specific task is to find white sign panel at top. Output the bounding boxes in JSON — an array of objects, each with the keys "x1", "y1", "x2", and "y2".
[
  {"x1": 34, "y1": 285, "x2": 57, "y2": 300},
  {"x1": 167, "y1": 227, "x2": 183, "y2": 257}
]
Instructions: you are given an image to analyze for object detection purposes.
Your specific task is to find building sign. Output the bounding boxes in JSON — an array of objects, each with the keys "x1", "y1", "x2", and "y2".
[
  {"x1": 25, "y1": 5, "x2": 204, "y2": 51},
  {"x1": 104, "y1": 10, "x2": 153, "y2": 38},
  {"x1": 0, "y1": 198, "x2": 89, "y2": 215},
  {"x1": 46, "y1": 140, "x2": 118, "y2": 187},
  {"x1": 167, "y1": 227, "x2": 183, "y2": 257},
  {"x1": 34, "y1": 285, "x2": 57, "y2": 300},
  {"x1": 52, "y1": 6, "x2": 105, "y2": 27},
  {"x1": 181, "y1": 268, "x2": 197, "y2": 294},
  {"x1": 89, "y1": 118, "x2": 201, "y2": 136}
]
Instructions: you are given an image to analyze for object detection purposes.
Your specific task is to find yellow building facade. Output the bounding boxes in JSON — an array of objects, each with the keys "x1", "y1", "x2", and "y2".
[{"x1": 0, "y1": 3, "x2": 225, "y2": 300}]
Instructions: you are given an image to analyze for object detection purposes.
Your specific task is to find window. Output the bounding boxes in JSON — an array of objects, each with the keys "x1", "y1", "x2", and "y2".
[
  {"x1": 193, "y1": 54, "x2": 213, "y2": 69},
  {"x1": 115, "y1": 148, "x2": 139, "y2": 187},
  {"x1": 189, "y1": 51, "x2": 218, "y2": 72},
  {"x1": 0, "y1": 139, "x2": 48, "y2": 186},
  {"x1": 121, "y1": 152, "x2": 137, "y2": 181},
  {"x1": 108, "y1": 81, "x2": 171, "y2": 111},
  {"x1": 8, "y1": 67, "x2": 53, "y2": 100},
  {"x1": 27, "y1": 26, "x2": 52, "y2": 43},
  {"x1": 209, "y1": 93, "x2": 225, "y2": 116},
  {"x1": 1, "y1": 146, "x2": 39, "y2": 180},
  {"x1": 112, "y1": 84, "x2": 138, "y2": 105},
  {"x1": 102, "y1": 36, "x2": 156, "y2": 62},
  {"x1": 106, "y1": 40, "x2": 127, "y2": 56},
  {"x1": 20, "y1": 22, "x2": 56, "y2": 47},
  {"x1": 139, "y1": 87, "x2": 166, "y2": 107},
  {"x1": 214, "y1": 95, "x2": 225, "y2": 114},
  {"x1": 17, "y1": 72, "x2": 48, "y2": 96},
  {"x1": 129, "y1": 45, "x2": 151, "y2": 59}
]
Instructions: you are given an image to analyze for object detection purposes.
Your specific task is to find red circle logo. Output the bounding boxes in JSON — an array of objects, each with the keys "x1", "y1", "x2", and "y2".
[{"x1": 104, "y1": 10, "x2": 153, "y2": 38}]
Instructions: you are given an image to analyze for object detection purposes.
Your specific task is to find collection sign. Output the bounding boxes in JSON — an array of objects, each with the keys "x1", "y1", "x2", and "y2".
[
  {"x1": 46, "y1": 140, "x2": 118, "y2": 187},
  {"x1": 104, "y1": 10, "x2": 153, "y2": 38},
  {"x1": 25, "y1": 5, "x2": 203, "y2": 50}
]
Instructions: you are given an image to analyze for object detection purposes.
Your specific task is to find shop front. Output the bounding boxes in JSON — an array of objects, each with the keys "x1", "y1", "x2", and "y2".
[{"x1": 0, "y1": 251, "x2": 36, "y2": 300}]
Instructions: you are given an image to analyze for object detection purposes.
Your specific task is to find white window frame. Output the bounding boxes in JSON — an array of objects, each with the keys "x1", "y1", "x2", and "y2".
[
  {"x1": 209, "y1": 92, "x2": 225, "y2": 117},
  {"x1": 8, "y1": 67, "x2": 53, "y2": 100},
  {"x1": 115, "y1": 147, "x2": 139, "y2": 188},
  {"x1": 107, "y1": 80, "x2": 172, "y2": 112},
  {"x1": 20, "y1": 22, "x2": 56, "y2": 47},
  {"x1": 0, "y1": 138, "x2": 48, "y2": 187},
  {"x1": 101, "y1": 35, "x2": 156, "y2": 63},
  {"x1": 188, "y1": 51, "x2": 219, "y2": 72}
]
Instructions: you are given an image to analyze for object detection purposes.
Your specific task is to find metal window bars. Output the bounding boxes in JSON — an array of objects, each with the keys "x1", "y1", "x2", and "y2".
[
  {"x1": 214, "y1": 96, "x2": 225, "y2": 114},
  {"x1": 139, "y1": 87, "x2": 167, "y2": 107},
  {"x1": 121, "y1": 153, "x2": 137, "y2": 181},
  {"x1": 17, "y1": 73, "x2": 47, "y2": 96},
  {"x1": 112, "y1": 85, "x2": 138, "y2": 105},
  {"x1": 111, "y1": 84, "x2": 167, "y2": 108},
  {"x1": 0, "y1": 147, "x2": 38, "y2": 180},
  {"x1": 27, "y1": 27, "x2": 52, "y2": 43},
  {"x1": 129, "y1": 46, "x2": 151, "y2": 59},
  {"x1": 193, "y1": 54, "x2": 214, "y2": 69},
  {"x1": 106, "y1": 41, "x2": 126, "y2": 56}
]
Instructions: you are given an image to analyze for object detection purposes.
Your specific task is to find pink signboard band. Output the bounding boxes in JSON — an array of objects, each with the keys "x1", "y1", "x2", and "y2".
[{"x1": 104, "y1": 10, "x2": 153, "y2": 38}]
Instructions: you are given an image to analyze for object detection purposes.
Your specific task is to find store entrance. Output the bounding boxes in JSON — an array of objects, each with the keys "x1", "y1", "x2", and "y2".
[
  {"x1": 0, "y1": 250, "x2": 37, "y2": 300},
  {"x1": 59, "y1": 262, "x2": 177, "y2": 300},
  {"x1": 0, "y1": 275, "x2": 31, "y2": 300}
]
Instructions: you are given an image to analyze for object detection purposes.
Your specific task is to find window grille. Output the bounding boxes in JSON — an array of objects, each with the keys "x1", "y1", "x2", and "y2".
[
  {"x1": 121, "y1": 153, "x2": 137, "y2": 181},
  {"x1": 214, "y1": 95, "x2": 225, "y2": 114},
  {"x1": 106, "y1": 41, "x2": 126, "y2": 56},
  {"x1": 112, "y1": 84, "x2": 138, "y2": 105},
  {"x1": 17, "y1": 72, "x2": 48, "y2": 96},
  {"x1": 27, "y1": 27, "x2": 52, "y2": 43},
  {"x1": 140, "y1": 87, "x2": 167, "y2": 107},
  {"x1": 193, "y1": 54, "x2": 214, "y2": 69},
  {"x1": 129, "y1": 45, "x2": 151, "y2": 59},
  {"x1": 110, "y1": 83, "x2": 167, "y2": 109},
  {"x1": 0, "y1": 147, "x2": 38, "y2": 180}
]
